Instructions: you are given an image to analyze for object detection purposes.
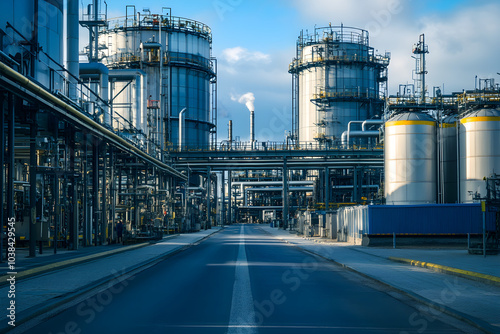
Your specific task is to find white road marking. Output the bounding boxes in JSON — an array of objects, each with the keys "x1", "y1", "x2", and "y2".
[{"x1": 228, "y1": 225, "x2": 257, "y2": 334}]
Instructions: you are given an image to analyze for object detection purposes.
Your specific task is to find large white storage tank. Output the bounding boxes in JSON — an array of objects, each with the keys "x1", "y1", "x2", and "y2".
[
  {"x1": 1, "y1": 0, "x2": 64, "y2": 91},
  {"x1": 439, "y1": 114, "x2": 458, "y2": 203},
  {"x1": 459, "y1": 108, "x2": 500, "y2": 203},
  {"x1": 289, "y1": 25, "x2": 389, "y2": 145},
  {"x1": 100, "y1": 10, "x2": 215, "y2": 149},
  {"x1": 385, "y1": 112, "x2": 437, "y2": 205}
]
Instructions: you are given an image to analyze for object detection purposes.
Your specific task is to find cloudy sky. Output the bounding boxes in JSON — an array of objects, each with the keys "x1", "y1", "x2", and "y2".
[{"x1": 102, "y1": 0, "x2": 500, "y2": 142}]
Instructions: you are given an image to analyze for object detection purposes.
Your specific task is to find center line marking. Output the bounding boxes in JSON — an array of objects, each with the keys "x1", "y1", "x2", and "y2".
[{"x1": 228, "y1": 225, "x2": 257, "y2": 334}]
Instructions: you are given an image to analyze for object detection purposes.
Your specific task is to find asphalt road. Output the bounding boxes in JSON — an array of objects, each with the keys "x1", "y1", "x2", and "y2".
[{"x1": 28, "y1": 225, "x2": 468, "y2": 333}]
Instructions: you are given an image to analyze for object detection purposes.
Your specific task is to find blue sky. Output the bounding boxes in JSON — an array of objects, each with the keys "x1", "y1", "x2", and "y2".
[{"x1": 100, "y1": 0, "x2": 500, "y2": 142}]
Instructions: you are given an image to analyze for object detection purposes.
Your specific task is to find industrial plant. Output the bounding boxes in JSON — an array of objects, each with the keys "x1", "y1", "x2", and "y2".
[{"x1": 1, "y1": 0, "x2": 499, "y2": 261}]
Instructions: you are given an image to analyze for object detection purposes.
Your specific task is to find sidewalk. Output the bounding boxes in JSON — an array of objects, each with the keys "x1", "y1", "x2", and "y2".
[
  {"x1": 0, "y1": 228, "x2": 222, "y2": 333},
  {"x1": 262, "y1": 226, "x2": 500, "y2": 333}
]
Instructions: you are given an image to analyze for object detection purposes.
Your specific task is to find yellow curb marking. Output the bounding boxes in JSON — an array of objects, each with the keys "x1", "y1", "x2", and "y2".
[
  {"x1": 388, "y1": 256, "x2": 500, "y2": 284},
  {"x1": 1, "y1": 243, "x2": 148, "y2": 283}
]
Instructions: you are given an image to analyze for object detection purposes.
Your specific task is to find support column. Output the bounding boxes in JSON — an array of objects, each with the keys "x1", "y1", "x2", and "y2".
[
  {"x1": 221, "y1": 172, "x2": 225, "y2": 226},
  {"x1": 54, "y1": 175, "x2": 59, "y2": 254},
  {"x1": 228, "y1": 171, "x2": 232, "y2": 225},
  {"x1": 324, "y1": 167, "x2": 330, "y2": 211},
  {"x1": 206, "y1": 167, "x2": 211, "y2": 229},
  {"x1": 213, "y1": 174, "x2": 218, "y2": 227},
  {"x1": 109, "y1": 147, "x2": 115, "y2": 243},
  {"x1": 68, "y1": 130, "x2": 78, "y2": 250},
  {"x1": 353, "y1": 167, "x2": 358, "y2": 203},
  {"x1": 92, "y1": 138, "x2": 99, "y2": 246},
  {"x1": 283, "y1": 158, "x2": 289, "y2": 229},
  {"x1": 29, "y1": 109, "x2": 38, "y2": 257},
  {"x1": 82, "y1": 134, "x2": 89, "y2": 246},
  {"x1": 133, "y1": 163, "x2": 139, "y2": 229},
  {"x1": 101, "y1": 143, "x2": 107, "y2": 244},
  {"x1": 6, "y1": 94, "x2": 15, "y2": 260}
]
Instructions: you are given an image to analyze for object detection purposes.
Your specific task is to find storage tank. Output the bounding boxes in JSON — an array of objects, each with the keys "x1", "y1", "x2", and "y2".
[
  {"x1": 289, "y1": 25, "x2": 390, "y2": 145},
  {"x1": 439, "y1": 114, "x2": 458, "y2": 203},
  {"x1": 459, "y1": 108, "x2": 500, "y2": 203},
  {"x1": 99, "y1": 9, "x2": 215, "y2": 150},
  {"x1": 385, "y1": 112, "x2": 437, "y2": 205},
  {"x1": 1, "y1": 0, "x2": 64, "y2": 91}
]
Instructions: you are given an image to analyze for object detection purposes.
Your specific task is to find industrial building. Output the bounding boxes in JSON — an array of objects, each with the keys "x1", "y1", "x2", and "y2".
[{"x1": 0, "y1": 2, "x2": 499, "y2": 262}]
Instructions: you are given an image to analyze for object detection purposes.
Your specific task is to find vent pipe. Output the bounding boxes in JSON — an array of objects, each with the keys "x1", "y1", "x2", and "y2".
[
  {"x1": 250, "y1": 110, "x2": 255, "y2": 149},
  {"x1": 178, "y1": 108, "x2": 187, "y2": 151}
]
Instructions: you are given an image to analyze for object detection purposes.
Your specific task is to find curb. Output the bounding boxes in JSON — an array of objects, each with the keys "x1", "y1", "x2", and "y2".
[
  {"x1": 388, "y1": 257, "x2": 500, "y2": 288},
  {"x1": 1, "y1": 229, "x2": 222, "y2": 333},
  {"x1": 0, "y1": 239, "x2": 167, "y2": 287}
]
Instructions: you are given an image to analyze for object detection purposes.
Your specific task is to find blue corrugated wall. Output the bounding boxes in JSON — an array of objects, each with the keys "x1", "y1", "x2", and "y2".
[{"x1": 367, "y1": 204, "x2": 496, "y2": 235}]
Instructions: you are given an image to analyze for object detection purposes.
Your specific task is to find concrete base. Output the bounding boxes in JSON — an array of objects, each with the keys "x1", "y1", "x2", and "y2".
[{"x1": 362, "y1": 235, "x2": 479, "y2": 248}]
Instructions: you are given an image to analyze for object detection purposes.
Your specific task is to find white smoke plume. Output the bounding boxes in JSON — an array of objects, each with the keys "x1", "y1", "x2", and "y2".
[{"x1": 231, "y1": 92, "x2": 255, "y2": 111}]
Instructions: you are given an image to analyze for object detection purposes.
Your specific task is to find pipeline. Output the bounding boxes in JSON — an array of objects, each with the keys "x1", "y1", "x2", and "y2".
[{"x1": 0, "y1": 61, "x2": 186, "y2": 180}]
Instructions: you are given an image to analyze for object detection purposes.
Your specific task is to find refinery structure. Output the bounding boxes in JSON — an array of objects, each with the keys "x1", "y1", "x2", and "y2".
[{"x1": 1, "y1": 0, "x2": 499, "y2": 259}]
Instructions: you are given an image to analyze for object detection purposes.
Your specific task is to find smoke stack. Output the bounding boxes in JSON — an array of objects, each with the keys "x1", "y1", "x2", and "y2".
[
  {"x1": 228, "y1": 120, "x2": 233, "y2": 148},
  {"x1": 250, "y1": 110, "x2": 255, "y2": 148}
]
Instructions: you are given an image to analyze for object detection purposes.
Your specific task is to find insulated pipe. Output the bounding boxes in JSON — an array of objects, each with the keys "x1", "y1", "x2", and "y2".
[
  {"x1": 233, "y1": 181, "x2": 314, "y2": 200},
  {"x1": 342, "y1": 130, "x2": 379, "y2": 147},
  {"x1": 0, "y1": 61, "x2": 185, "y2": 180},
  {"x1": 109, "y1": 69, "x2": 147, "y2": 132},
  {"x1": 80, "y1": 63, "x2": 110, "y2": 126},
  {"x1": 361, "y1": 119, "x2": 383, "y2": 131},
  {"x1": 244, "y1": 186, "x2": 313, "y2": 206},
  {"x1": 67, "y1": 0, "x2": 79, "y2": 101},
  {"x1": 344, "y1": 121, "x2": 364, "y2": 147},
  {"x1": 178, "y1": 108, "x2": 187, "y2": 151}
]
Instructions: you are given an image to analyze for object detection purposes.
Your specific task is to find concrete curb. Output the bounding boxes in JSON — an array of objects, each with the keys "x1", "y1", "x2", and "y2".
[
  {"x1": 388, "y1": 256, "x2": 500, "y2": 288},
  {"x1": 1, "y1": 229, "x2": 223, "y2": 333},
  {"x1": 0, "y1": 240, "x2": 164, "y2": 287}
]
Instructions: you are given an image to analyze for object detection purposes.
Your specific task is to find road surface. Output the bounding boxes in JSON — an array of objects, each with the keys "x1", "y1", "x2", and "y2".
[{"x1": 26, "y1": 224, "x2": 471, "y2": 333}]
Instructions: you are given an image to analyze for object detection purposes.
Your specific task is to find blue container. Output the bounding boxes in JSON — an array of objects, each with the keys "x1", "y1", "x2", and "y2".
[{"x1": 367, "y1": 204, "x2": 496, "y2": 235}]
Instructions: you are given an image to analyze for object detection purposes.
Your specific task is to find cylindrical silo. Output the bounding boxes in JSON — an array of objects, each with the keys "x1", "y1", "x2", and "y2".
[
  {"x1": 459, "y1": 108, "x2": 500, "y2": 203},
  {"x1": 289, "y1": 25, "x2": 390, "y2": 145},
  {"x1": 100, "y1": 10, "x2": 215, "y2": 150},
  {"x1": 385, "y1": 112, "x2": 437, "y2": 205},
  {"x1": 439, "y1": 114, "x2": 458, "y2": 203},
  {"x1": 1, "y1": 0, "x2": 64, "y2": 91}
]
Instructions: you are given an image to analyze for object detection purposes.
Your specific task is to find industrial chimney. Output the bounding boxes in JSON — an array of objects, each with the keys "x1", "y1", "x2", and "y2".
[
  {"x1": 250, "y1": 110, "x2": 255, "y2": 149},
  {"x1": 228, "y1": 120, "x2": 233, "y2": 149}
]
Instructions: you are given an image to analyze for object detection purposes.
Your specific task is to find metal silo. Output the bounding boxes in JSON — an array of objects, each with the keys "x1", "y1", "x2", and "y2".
[
  {"x1": 439, "y1": 115, "x2": 458, "y2": 203},
  {"x1": 289, "y1": 25, "x2": 390, "y2": 146},
  {"x1": 1, "y1": 0, "x2": 64, "y2": 91},
  {"x1": 385, "y1": 112, "x2": 437, "y2": 205},
  {"x1": 459, "y1": 108, "x2": 500, "y2": 203},
  {"x1": 99, "y1": 8, "x2": 215, "y2": 151}
]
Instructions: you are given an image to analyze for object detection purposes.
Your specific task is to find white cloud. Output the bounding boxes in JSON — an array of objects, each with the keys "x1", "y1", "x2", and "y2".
[{"x1": 221, "y1": 46, "x2": 271, "y2": 64}]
